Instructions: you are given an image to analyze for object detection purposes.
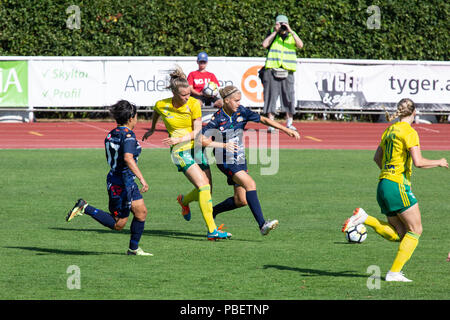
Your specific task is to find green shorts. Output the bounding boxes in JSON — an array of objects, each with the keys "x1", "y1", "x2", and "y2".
[
  {"x1": 376, "y1": 179, "x2": 418, "y2": 217},
  {"x1": 171, "y1": 148, "x2": 209, "y2": 173}
]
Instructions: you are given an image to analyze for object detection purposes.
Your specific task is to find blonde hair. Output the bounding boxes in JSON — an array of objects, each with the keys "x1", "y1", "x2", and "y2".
[
  {"x1": 167, "y1": 65, "x2": 189, "y2": 94},
  {"x1": 385, "y1": 98, "x2": 415, "y2": 122},
  {"x1": 219, "y1": 85, "x2": 240, "y2": 100}
]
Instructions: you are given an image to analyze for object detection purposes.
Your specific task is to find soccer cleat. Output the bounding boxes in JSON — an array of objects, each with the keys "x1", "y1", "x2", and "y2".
[
  {"x1": 341, "y1": 207, "x2": 368, "y2": 232},
  {"x1": 385, "y1": 271, "x2": 412, "y2": 282},
  {"x1": 260, "y1": 219, "x2": 279, "y2": 236},
  {"x1": 127, "y1": 247, "x2": 153, "y2": 256},
  {"x1": 66, "y1": 199, "x2": 87, "y2": 222},
  {"x1": 177, "y1": 194, "x2": 191, "y2": 221},
  {"x1": 207, "y1": 228, "x2": 232, "y2": 241}
]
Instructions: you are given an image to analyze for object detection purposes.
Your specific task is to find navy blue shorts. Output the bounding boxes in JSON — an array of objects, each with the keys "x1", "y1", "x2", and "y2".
[
  {"x1": 107, "y1": 175, "x2": 142, "y2": 219},
  {"x1": 217, "y1": 161, "x2": 248, "y2": 186}
]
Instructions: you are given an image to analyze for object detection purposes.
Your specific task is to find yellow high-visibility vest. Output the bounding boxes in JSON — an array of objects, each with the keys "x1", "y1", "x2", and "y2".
[{"x1": 265, "y1": 30, "x2": 297, "y2": 72}]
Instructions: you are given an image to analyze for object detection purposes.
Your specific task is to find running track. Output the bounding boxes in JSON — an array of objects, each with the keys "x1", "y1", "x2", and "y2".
[{"x1": 1, "y1": 122, "x2": 449, "y2": 150}]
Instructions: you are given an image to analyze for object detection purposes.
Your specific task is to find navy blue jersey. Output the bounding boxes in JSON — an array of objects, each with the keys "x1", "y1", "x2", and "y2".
[
  {"x1": 104, "y1": 126, "x2": 141, "y2": 183},
  {"x1": 202, "y1": 105, "x2": 260, "y2": 165}
]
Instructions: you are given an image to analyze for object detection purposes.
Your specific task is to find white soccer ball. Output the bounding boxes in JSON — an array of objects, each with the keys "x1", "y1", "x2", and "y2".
[
  {"x1": 202, "y1": 81, "x2": 219, "y2": 98},
  {"x1": 345, "y1": 224, "x2": 367, "y2": 243}
]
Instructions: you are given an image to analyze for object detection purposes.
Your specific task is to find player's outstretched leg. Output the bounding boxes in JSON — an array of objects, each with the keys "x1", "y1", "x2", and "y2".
[
  {"x1": 343, "y1": 208, "x2": 400, "y2": 242},
  {"x1": 66, "y1": 199, "x2": 116, "y2": 229},
  {"x1": 213, "y1": 197, "x2": 237, "y2": 218}
]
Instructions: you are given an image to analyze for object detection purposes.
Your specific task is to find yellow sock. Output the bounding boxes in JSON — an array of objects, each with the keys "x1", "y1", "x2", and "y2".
[
  {"x1": 182, "y1": 188, "x2": 199, "y2": 205},
  {"x1": 198, "y1": 185, "x2": 216, "y2": 233},
  {"x1": 390, "y1": 231, "x2": 420, "y2": 272},
  {"x1": 365, "y1": 215, "x2": 400, "y2": 242}
]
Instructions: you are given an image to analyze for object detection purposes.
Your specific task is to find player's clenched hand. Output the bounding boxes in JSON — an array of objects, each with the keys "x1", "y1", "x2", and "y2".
[
  {"x1": 225, "y1": 141, "x2": 239, "y2": 153},
  {"x1": 287, "y1": 129, "x2": 300, "y2": 140},
  {"x1": 140, "y1": 179, "x2": 149, "y2": 193},
  {"x1": 162, "y1": 137, "x2": 181, "y2": 146},
  {"x1": 142, "y1": 129, "x2": 154, "y2": 141}
]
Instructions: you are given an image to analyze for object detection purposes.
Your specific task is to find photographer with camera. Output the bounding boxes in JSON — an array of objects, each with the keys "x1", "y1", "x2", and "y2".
[{"x1": 261, "y1": 14, "x2": 303, "y2": 132}]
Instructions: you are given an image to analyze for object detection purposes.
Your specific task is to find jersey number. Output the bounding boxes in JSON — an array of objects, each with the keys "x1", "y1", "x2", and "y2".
[
  {"x1": 384, "y1": 132, "x2": 396, "y2": 164},
  {"x1": 106, "y1": 141, "x2": 120, "y2": 170}
]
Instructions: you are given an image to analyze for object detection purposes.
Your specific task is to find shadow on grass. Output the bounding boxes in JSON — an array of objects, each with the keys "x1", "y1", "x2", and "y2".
[
  {"x1": 50, "y1": 227, "x2": 206, "y2": 241},
  {"x1": 4, "y1": 246, "x2": 111, "y2": 256},
  {"x1": 50, "y1": 227, "x2": 256, "y2": 242},
  {"x1": 263, "y1": 264, "x2": 367, "y2": 278}
]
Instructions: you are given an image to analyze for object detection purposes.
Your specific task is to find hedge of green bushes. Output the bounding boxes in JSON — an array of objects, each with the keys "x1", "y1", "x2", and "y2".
[{"x1": 0, "y1": 0, "x2": 448, "y2": 60}]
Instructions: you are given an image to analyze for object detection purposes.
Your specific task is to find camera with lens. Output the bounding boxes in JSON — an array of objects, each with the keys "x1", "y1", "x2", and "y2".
[{"x1": 279, "y1": 23, "x2": 288, "y2": 31}]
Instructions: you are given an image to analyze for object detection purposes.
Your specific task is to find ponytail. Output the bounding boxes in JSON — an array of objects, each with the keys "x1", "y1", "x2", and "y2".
[
  {"x1": 385, "y1": 98, "x2": 415, "y2": 122},
  {"x1": 167, "y1": 65, "x2": 189, "y2": 93}
]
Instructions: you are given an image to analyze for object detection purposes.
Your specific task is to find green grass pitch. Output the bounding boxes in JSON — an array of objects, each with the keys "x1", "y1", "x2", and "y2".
[{"x1": 0, "y1": 148, "x2": 449, "y2": 300}]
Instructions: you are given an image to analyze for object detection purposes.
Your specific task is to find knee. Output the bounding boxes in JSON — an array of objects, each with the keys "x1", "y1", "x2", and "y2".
[
  {"x1": 410, "y1": 225, "x2": 423, "y2": 236},
  {"x1": 244, "y1": 180, "x2": 256, "y2": 192},
  {"x1": 234, "y1": 195, "x2": 247, "y2": 207},
  {"x1": 135, "y1": 207, "x2": 148, "y2": 221},
  {"x1": 132, "y1": 200, "x2": 148, "y2": 221},
  {"x1": 114, "y1": 220, "x2": 126, "y2": 231}
]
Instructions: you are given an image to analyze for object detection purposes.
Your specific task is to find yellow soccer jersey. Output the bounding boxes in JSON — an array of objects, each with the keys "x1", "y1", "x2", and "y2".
[
  {"x1": 379, "y1": 121, "x2": 420, "y2": 185},
  {"x1": 154, "y1": 96, "x2": 202, "y2": 153}
]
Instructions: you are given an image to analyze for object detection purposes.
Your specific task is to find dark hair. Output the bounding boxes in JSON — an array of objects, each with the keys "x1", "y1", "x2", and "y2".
[{"x1": 109, "y1": 100, "x2": 137, "y2": 125}]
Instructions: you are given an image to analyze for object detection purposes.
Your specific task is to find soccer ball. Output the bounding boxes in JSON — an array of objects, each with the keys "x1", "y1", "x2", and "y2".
[
  {"x1": 202, "y1": 81, "x2": 219, "y2": 98},
  {"x1": 345, "y1": 224, "x2": 367, "y2": 243}
]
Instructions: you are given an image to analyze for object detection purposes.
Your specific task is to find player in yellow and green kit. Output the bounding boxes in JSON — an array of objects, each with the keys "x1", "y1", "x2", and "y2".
[
  {"x1": 142, "y1": 66, "x2": 231, "y2": 240},
  {"x1": 342, "y1": 98, "x2": 448, "y2": 282}
]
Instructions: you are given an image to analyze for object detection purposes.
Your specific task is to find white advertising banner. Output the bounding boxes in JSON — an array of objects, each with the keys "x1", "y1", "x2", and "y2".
[
  {"x1": 103, "y1": 58, "x2": 265, "y2": 108},
  {"x1": 3, "y1": 57, "x2": 448, "y2": 112},
  {"x1": 29, "y1": 60, "x2": 104, "y2": 107},
  {"x1": 298, "y1": 62, "x2": 450, "y2": 111}
]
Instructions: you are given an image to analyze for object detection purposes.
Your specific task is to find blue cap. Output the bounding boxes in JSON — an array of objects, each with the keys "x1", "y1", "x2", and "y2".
[{"x1": 197, "y1": 51, "x2": 208, "y2": 62}]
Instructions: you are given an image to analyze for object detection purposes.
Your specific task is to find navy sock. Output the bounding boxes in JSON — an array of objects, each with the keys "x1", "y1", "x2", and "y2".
[
  {"x1": 129, "y1": 218, "x2": 145, "y2": 250},
  {"x1": 213, "y1": 197, "x2": 237, "y2": 218},
  {"x1": 84, "y1": 205, "x2": 116, "y2": 230},
  {"x1": 245, "y1": 190, "x2": 265, "y2": 229}
]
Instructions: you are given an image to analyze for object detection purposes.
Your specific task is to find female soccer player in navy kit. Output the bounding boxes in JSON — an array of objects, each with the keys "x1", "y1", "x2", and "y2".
[
  {"x1": 201, "y1": 85, "x2": 300, "y2": 235},
  {"x1": 66, "y1": 100, "x2": 152, "y2": 256}
]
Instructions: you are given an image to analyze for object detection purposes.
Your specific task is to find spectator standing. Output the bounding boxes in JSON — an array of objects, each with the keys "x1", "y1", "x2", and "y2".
[{"x1": 261, "y1": 14, "x2": 303, "y2": 132}]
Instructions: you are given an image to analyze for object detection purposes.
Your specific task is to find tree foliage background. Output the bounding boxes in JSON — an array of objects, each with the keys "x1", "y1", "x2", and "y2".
[{"x1": 0, "y1": 0, "x2": 448, "y2": 60}]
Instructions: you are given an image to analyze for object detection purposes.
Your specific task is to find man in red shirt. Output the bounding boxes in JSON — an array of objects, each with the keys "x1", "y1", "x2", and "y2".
[{"x1": 187, "y1": 52, "x2": 223, "y2": 110}]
